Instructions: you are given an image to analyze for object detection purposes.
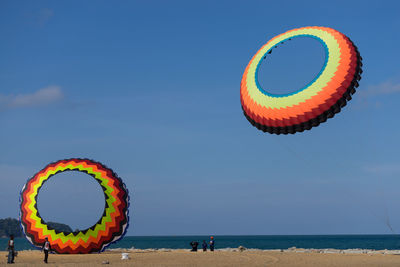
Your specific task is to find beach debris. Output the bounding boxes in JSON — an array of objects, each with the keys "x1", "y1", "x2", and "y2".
[
  {"x1": 383, "y1": 250, "x2": 400, "y2": 255},
  {"x1": 121, "y1": 253, "x2": 130, "y2": 260},
  {"x1": 102, "y1": 260, "x2": 110, "y2": 264},
  {"x1": 238, "y1": 246, "x2": 246, "y2": 252},
  {"x1": 276, "y1": 248, "x2": 400, "y2": 255},
  {"x1": 102, "y1": 247, "x2": 400, "y2": 255},
  {"x1": 322, "y1": 249, "x2": 340, "y2": 254},
  {"x1": 342, "y1": 249, "x2": 364, "y2": 254},
  {"x1": 158, "y1": 248, "x2": 172, "y2": 252},
  {"x1": 218, "y1": 248, "x2": 235, "y2": 252},
  {"x1": 293, "y1": 249, "x2": 307, "y2": 253}
]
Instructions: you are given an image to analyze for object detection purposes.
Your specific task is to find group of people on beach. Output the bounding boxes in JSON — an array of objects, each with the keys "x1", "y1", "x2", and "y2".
[
  {"x1": 190, "y1": 236, "x2": 215, "y2": 252},
  {"x1": 7, "y1": 235, "x2": 51, "y2": 264},
  {"x1": 7, "y1": 235, "x2": 214, "y2": 263}
]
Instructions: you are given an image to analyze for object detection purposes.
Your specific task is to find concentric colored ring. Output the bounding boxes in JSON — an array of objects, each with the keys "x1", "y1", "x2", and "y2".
[
  {"x1": 240, "y1": 26, "x2": 363, "y2": 134},
  {"x1": 19, "y1": 158, "x2": 130, "y2": 254}
]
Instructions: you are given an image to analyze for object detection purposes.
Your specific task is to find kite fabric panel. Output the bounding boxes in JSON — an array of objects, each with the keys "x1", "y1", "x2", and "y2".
[
  {"x1": 240, "y1": 26, "x2": 363, "y2": 134},
  {"x1": 19, "y1": 158, "x2": 130, "y2": 254}
]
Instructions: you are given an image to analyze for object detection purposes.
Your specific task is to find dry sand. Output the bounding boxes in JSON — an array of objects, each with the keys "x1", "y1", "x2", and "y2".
[{"x1": 2, "y1": 249, "x2": 400, "y2": 266}]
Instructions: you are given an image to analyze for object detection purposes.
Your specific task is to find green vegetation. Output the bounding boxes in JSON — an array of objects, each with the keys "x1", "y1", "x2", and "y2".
[
  {"x1": 0, "y1": 218, "x2": 72, "y2": 237},
  {"x1": 46, "y1": 222, "x2": 73, "y2": 233}
]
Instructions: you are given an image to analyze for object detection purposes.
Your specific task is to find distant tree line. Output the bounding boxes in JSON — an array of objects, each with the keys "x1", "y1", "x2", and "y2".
[
  {"x1": 0, "y1": 218, "x2": 22, "y2": 237},
  {"x1": 46, "y1": 222, "x2": 73, "y2": 233},
  {"x1": 0, "y1": 218, "x2": 72, "y2": 238}
]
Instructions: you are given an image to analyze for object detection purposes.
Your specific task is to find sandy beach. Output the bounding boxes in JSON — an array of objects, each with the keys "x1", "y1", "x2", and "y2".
[{"x1": 2, "y1": 249, "x2": 400, "y2": 266}]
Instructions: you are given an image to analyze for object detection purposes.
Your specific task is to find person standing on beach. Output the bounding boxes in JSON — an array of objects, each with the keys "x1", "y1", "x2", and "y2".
[
  {"x1": 42, "y1": 237, "x2": 51, "y2": 264},
  {"x1": 202, "y1": 240, "x2": 207, "y2": 251},
  {"x1": 209, "y1": 236, "x2": 215, "y2": 251},
  {"x1": 190, "y1": 241, "x2": 199, "y2": 251},
  {"x1": 7, "y1": 234, "x2": 15, "y2": 264}
]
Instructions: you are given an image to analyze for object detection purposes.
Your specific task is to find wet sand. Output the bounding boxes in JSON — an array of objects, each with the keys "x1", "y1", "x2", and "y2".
[{"x1": 1, "y1": 249, "x2": 400, "y2": 266}]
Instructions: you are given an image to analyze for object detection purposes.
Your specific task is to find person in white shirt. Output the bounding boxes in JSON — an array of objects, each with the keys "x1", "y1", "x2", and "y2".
[
  {"x1": 209, "y1": 236, "x2": 215, "y2": 251},
  {"x1": 42, "y1": 237, "x2": 52, "y2": 264}
]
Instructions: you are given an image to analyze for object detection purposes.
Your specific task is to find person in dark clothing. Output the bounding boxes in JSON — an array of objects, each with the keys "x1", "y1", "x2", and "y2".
[
  {"x1": 7, "y1": 235, "x2": 15, "y2": 264},
  {"x1": 202, "y1": 240, "x2": 207, "y2": 251},
  {"x1": 42, "y1": 237, "x2": 51, "y2": 263},
  {"x1": 209, "y1": 236, "x2": 215, "y2": 251},
  {"x1": 190, "y1": 241, "x2": 199, "y2": 251}
]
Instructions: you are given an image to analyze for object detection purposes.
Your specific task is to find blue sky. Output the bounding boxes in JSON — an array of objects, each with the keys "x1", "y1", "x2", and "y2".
[{"x1": 1, "y1": 0, "x2": 400, "y2": 236}]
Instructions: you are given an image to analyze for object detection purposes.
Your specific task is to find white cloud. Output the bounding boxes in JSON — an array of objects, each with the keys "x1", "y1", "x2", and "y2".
[
  {"x1": 0, "y1": 86, "x2": 64, "y2": 109},
  {"x1": 359, "y1": 81, "x2": 400, "y2": 97},
  {"x1": 363, "y1": 163, "x2": 400, "y2": 175},
  {"x1": 353, "y1": 81, "x2": 400, "y2": 109}
]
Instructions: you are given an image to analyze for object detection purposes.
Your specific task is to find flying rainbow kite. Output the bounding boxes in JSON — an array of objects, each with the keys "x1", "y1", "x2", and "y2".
[
  {"x1": 240, "y1": 26, "x2": 362, "y2": 134},
  {"x1": 19, "y1": 158, "x2": 130, "y2": 254}
]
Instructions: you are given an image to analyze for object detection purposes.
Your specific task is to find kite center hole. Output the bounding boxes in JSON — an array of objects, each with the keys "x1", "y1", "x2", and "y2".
[
  {"x1": 37, "y1": 171, "x2": 105, "y2": 232},
  {"x1": 257, "y1": 36, "x2": 326, "y2": 95}
]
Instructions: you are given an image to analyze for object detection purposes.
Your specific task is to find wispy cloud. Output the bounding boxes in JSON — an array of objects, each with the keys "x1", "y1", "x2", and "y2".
[
  {"x1": 354, "y1": 81, "x2": 400, "y2": 109},
  {"x1": 0, "y1": 86, "x2": 64, "y2": 109},
  {"x1": 363, "y1": 163, "x2": 400, "y2": 175},
  {"x1": 359, "y1": 81, "x2": 400, "y2": 97},
  {"x1": 38, "y1": 8, "x2": 54, "y2": 26}
]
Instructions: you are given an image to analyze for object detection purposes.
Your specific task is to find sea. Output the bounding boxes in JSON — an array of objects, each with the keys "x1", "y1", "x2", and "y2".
[{"x1": 2, "y1": 235, "x2": 400, "y2": 251}]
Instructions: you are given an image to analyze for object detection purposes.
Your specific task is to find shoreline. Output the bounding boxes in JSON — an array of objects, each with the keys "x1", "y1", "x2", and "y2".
[
  {"x1": 4, "y1": 235, "x2": 400, "y2": 251},
  {"x1": 2, "y1": 248, "x2": 400, "y2": 266},
  {"x1": 11, "y1": 247, "x2": 400, "y2": 255},
  {"x1": 108, "y1": 247, "x2": 400, "y2": 255}
]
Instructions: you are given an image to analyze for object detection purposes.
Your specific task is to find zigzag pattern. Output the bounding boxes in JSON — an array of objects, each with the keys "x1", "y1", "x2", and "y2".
[
  {"x1": 19, "y1": 158, "x2": 130, "y2": 254},
  {"x1": 240, "y1": 26, "x2": 362, "y2": 134}
]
